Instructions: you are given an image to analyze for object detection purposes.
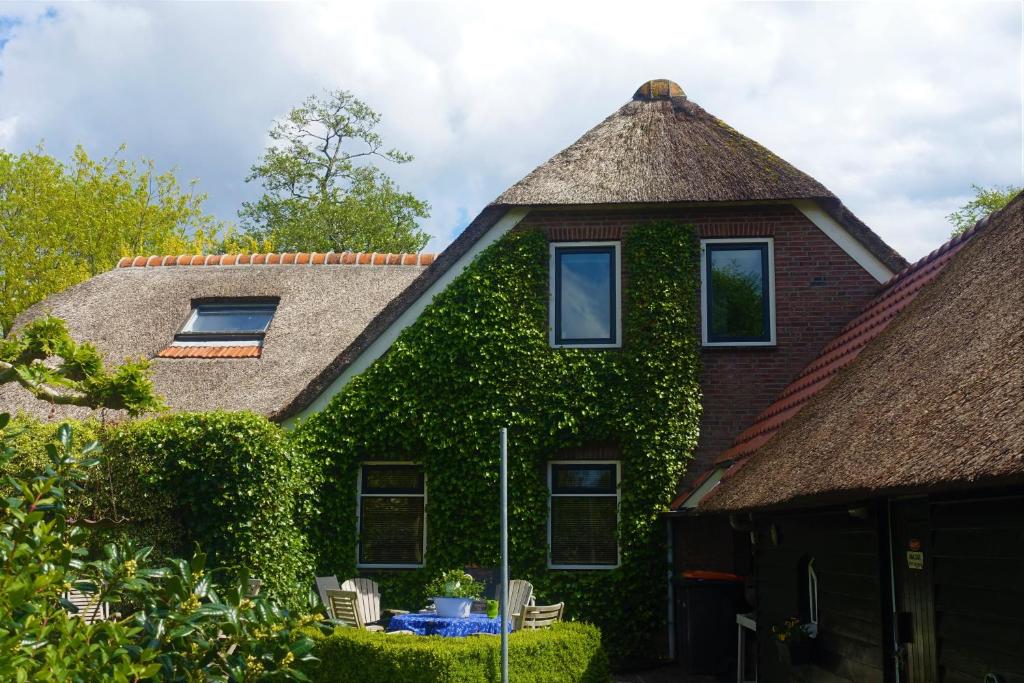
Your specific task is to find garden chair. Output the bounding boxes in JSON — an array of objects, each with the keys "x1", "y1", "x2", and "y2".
[
  {"x1": 508, "y1": 579, "x2": 535, "y2": 621},
  {"x1": 63, "y1": 589, "x2": 110, "y2": 624},
  {"x1": 516, "y1": 602, "x2": 564, "y2": 630},
  {"x1": 325, "y1": 590, "x2": 369, "y2": 629},
  {"x1": 315, "y1": 576, "x2": 340, "y2": 613},
  {"x1": 341, "y1": 577, "x2": 409, "y2": 629}
]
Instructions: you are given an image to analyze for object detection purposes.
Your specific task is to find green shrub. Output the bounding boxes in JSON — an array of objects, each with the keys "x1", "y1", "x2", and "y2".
[
  {"x1": 303, "y1": 622, "x2": 610, "y2": 683},
  {"x1": 102, "y1": 411, "x2": 316, "y2": 609},
  {"x1": 0, "y1": 414, "x2": 323, "y2": 681}
]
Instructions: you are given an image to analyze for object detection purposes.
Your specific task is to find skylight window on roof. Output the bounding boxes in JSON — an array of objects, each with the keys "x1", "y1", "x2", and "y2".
[
  {"x1": 169, "y1": 300, "x2": 279, "y2": 354},
  {"x1": 180, "y1": 303, "x2": 277, "y2": 336}
]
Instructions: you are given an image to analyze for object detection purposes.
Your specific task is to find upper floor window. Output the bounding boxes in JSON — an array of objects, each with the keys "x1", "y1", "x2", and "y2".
[
  {"x1": 701, "y1": 239, "x2": 775, "y2": 346},
  {"x1": 177, "y1": 299, "x2": 278, "y2": 344},
  {"x1": 548, "y1": 462, "x2": 620, "y2": 569},
  {"x1": 550, "y1": 243, "x2": 621, "y2": 348},
  {"x1": 357, "y1": 464, "x2": 426, "y2": 568}
]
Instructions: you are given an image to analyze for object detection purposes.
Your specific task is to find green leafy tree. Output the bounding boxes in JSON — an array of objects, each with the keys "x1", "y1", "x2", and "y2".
[
  {"x1": 0, "y1": 316, "x2": 163, "y2": 416},
  {"x1": 0, "y1": 145, "x2": 241, "y2": 330},
  {"x1": 240, "y1": 90, "x2": 430, "y2": 254},
  {"x1": 948, "y1": 183, "x2": 1021, "y2": 236}
]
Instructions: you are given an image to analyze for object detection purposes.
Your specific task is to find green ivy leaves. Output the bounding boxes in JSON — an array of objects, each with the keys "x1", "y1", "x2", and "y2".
[{"x1": 297, "y1": 221, "x2": 701, "y2": 664}]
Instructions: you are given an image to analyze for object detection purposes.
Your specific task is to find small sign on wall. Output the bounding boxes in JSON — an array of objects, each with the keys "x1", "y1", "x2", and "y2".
[{"x1": 907, "y1": 551, "x2": 924, "y2": 570}]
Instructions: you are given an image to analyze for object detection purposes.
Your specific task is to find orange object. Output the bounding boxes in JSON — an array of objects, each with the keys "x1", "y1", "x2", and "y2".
[{"x1": 681, "y1": 570, "x2": 744, "y2": 582}]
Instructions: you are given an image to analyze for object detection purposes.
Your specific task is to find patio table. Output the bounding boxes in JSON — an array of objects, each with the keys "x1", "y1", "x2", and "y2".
[{"x1": 386, "y1": 612, "x2": 511, "y2": 637}]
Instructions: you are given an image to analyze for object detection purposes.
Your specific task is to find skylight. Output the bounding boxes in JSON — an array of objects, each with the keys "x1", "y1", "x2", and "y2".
[{"x1": 172, "y1": 299, "x2": 278, "y2": 349}]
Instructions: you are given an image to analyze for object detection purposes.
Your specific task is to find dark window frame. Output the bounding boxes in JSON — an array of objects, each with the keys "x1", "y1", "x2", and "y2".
[
  {"x1": 357, "y1": 463, "x2": 426, "y2": 568},
  {"x1": 548, "y1": 461, "x2": 620, "y2": 569},
  {"x1": 704, "y1": 241, "x2": 773, "y2": 345},
  {"x1": 552, "y1": 244, "x2": 619, "y2": 347},
  {"x1": 175, "y1": 298, "x2": 279, "y2": 343}
]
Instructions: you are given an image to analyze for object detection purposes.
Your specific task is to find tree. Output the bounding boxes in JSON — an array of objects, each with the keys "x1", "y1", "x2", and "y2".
[
  {"x1": 0, "y1": 316, "x2": 163, "y2": 416},
  {"x1": 0, "y1": 145, "x2": 239, "y2": 330},
  {"x1": 240, "y1": 90, "x2": 430, "y2": 254},
  {"x1": 947, "y1": 183, "x2": 1021, "y2": 236}
]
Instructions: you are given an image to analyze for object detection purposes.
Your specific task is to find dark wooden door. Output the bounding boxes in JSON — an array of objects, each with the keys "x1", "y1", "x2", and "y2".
[{"x1": 891, "y1": 500, "x2": 938, "y2": 683}]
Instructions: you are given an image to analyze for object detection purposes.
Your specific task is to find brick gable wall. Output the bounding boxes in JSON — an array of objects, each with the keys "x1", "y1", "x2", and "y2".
[{"x1": 514, "y1": 203, "x2": 882, "y2": 482}]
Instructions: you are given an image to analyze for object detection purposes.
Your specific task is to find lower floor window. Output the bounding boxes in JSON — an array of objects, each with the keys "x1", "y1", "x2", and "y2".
[
  {"x1": 548, "y1": 462, "x2": 620, "y2": 568},
  {"x1": 358, "y1": 464, "x2": 425, "y2": 567}
]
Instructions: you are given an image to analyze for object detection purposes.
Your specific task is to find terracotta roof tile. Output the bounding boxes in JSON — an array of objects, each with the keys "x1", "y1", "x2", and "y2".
[
  {"x1": 670, "y1": 218, "x2": 988, "y2": 510},
  {"x1": 116, "y1": 251, "x2": 437, "y2": 270},
  {"x1": 157, "y1": 345, "x2": 262, "y2": 359}
]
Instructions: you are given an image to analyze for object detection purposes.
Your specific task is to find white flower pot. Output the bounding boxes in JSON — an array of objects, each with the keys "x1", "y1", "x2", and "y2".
[{"x1": 433, "y1": 597, "x2": 473, "y2": 618}]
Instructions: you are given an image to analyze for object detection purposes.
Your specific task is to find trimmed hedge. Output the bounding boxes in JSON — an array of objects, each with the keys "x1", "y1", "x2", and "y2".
[
  {"x1": 2, "y1": 411, "x2": 315, "y2": 610},
  {"x1": 302, "y1": 622, "x2": 610, "y2": 683}
]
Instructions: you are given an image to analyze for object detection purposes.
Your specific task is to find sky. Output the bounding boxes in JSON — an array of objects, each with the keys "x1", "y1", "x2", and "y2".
[{"x1": 0, "y1": 1, "x2": 1020, "y2": 261}]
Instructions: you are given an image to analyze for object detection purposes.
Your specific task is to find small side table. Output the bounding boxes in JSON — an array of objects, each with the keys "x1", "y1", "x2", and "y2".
[{"x1": 736, "y1": 612, "x2": 757, "y2": 683}]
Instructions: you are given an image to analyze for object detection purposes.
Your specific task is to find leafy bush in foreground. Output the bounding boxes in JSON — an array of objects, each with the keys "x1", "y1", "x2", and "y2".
[{"x1": 0, "y1": 414, "x2": 324, "y2": 681}]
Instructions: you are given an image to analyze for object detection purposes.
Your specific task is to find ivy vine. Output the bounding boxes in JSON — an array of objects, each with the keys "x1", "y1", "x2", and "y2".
[{"x1": 294, "y1": 221, "x2": 702, "y2": 664}]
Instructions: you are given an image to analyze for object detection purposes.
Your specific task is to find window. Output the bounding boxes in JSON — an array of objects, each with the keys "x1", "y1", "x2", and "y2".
[
  {"x1": 548, "y1": 462, "x2": 619, "y2": 569},
  {"x1": 798, "y1": 555, "x2": 819, "y2": 637},
  {"x1": 807, "y1": 558, "x2": 819, "y2": 626},
  {"x1": 176, "y1": 299, "x2": 278, "y2": 345},
  {"x1": 550, "y1": 243, "x2": 621, "y2": 347},
  {"x1": 701, "y1": 239, "x2": 775, "y2": 346},
  {"x1": 357, "y1": 464, "x2": 425, "y2": 568}
]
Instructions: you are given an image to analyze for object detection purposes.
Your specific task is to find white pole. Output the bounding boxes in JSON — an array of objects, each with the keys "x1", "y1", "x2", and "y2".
[{"x1": 500, "y1": 427, "x2": 509, "y2": 683}]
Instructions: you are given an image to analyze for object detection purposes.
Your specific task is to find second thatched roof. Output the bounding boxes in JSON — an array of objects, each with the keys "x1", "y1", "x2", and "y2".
[{"x1": 700, "y1": 193, "x2": 1024, "y2": 511}]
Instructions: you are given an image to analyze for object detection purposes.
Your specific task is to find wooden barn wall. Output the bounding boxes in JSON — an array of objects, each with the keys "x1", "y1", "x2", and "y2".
[
  {"x1": 754, "y1": 506, "x2": 887, "y2": 682},
  {"x1": 929, "y1": 493, "x2": 1024, "y2": 683}
]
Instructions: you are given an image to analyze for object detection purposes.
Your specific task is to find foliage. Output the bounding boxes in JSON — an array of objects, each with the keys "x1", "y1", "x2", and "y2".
[
  {"x1": 0, "y1": 316, "x2": 163, "y2": 416},
  {"x1": 0, "y1": 414, "x2": 324, "y2": 681},
  {"x1": 0, "y1": 144, "x2": 235, "y2": 329},
  {"x1": 103, "y1": 411, "x2": 317, "y2": 610},
  {"x1": 425, "y1": 570, "x2": 485, "y2": 599},
  {"x1": 948, "y1": 183, "x2": 1022, "y2": 236},
  {"x1": 301, "y1": 622, "x2": 610, "y2": 683},
  {"x1": 294, "y1": 222, "x2": 702, "y2": 664},
  {"x1": 770, "y1": 617, "x2": 812, "y2": 643},
  {"x1": 240, "y1": 89, "x2": 430, "y2": 254},
  {"x1": 710, "y1": 266, "x2": 764, "y2": 339}
]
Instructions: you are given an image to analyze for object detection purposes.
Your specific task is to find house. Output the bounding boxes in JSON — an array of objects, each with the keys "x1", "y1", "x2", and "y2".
[
  {"x1": 672, "y1": 194, "x2": 1024, "y2": 681},
  {"x1": 2, "y1": 80, "x2": 911, "y2": 663}
]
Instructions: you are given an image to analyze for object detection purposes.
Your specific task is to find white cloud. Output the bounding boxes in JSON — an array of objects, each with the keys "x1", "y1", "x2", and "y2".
[{"x1": 0, "y1": 1, "x2": 1019, "y2": 259}]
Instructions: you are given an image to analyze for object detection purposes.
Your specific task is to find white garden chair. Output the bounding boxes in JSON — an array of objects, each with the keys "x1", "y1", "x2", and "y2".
[
  {"x1": 63, "y1": 589, "x2": 110, "y2": 624},
  {"x1": 508, "y1": 579, "x2": 535, "y2": 621},
  {"x1": 325, "y1": 589, "x2": 366, "y2": 629},
  {"x1": 341, "y1": 577, "x2": 403, "y2": 630},
  {"x1": 516, "y1": 602, "x2": 564, "y2": 630}
]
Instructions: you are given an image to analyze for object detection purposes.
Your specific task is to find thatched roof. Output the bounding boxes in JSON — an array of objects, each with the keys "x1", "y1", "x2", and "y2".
[
  {"x1": 0, "y1": 253, "x2": 431, "y2": 421},
  {"x1": 493, "y1": 80, "x2": 906, "y2": 273},
  {"x1": 699, "y1": 193, "x2": 1024, "y2": 511}
]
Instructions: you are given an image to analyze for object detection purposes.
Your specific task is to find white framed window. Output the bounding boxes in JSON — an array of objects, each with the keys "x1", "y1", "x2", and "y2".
[
  {"x1": 700, "y1": 238, "x2": 776, "y2": 346},
  {"x1": 173, "y1": 298, "x2": 278, "y2": 348},
  {"x1": 807, "y1": 558, "x2": 819, "y2": 627},
  {"x1": 356, "y1": 463, "x2": 426, "y2": 569},
  {"x1": 548, "y1": 461, "x2": 620, "y2": 569},
  {"x1": 549, "y1": 242, "x2": 622, "y2": 348}
]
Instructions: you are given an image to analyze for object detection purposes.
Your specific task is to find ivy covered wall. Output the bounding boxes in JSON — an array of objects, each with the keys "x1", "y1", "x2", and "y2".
[{"x1": 295, "y1": 221, "x2": 702, "y2": 663}]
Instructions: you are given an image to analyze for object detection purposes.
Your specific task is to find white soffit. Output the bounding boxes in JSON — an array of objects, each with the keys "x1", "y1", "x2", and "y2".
[{"x1": 793, "y1": 200, "x2": 895, "y2": 284}]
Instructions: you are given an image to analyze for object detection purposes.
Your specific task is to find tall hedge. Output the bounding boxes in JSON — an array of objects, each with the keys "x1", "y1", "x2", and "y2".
[
  {"x1": 3, "y1": 412, "x2": 315, "y2": 609},
  {"x1": 104, "y1": 412, "x2": 315, "y2": 608},
  {"x1": 294, "y1": 223, "x2": 702, "y2": 663}
]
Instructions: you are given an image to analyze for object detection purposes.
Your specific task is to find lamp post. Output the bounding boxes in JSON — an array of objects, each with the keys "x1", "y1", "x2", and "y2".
[{"x1": 499, "y1": 427, "x2": 509, "y2": 683}]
